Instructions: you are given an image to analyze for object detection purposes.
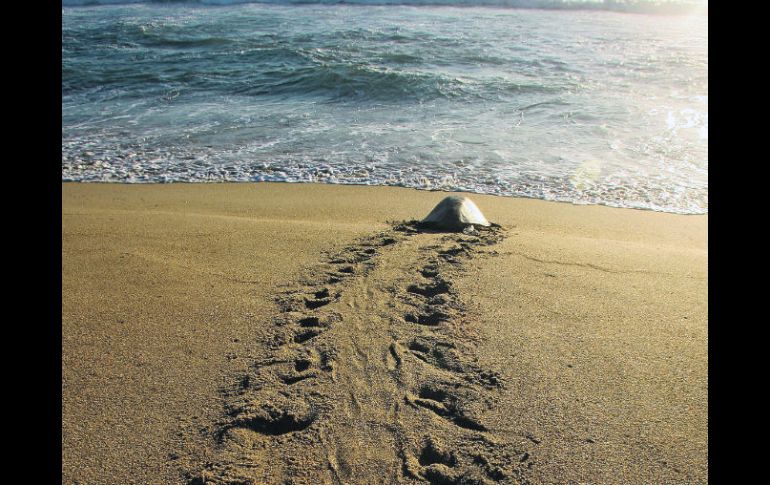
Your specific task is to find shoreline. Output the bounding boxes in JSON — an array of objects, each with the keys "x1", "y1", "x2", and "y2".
[
  {"x1": 62, "y1": 182, "x2": 707, "y2": 484},
  {"x1": 61, "y1": 180, "x2": 709, "y2": 217}
]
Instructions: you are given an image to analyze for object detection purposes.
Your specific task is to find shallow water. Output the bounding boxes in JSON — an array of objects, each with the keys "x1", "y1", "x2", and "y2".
[{"x1": 62, "y1": 2, "x2": 707, "y2": 214}]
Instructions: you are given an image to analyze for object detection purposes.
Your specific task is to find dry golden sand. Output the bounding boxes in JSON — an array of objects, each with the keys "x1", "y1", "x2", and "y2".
[{"x1": 62, "y1": 182, "x2": 707, "y2": 484}]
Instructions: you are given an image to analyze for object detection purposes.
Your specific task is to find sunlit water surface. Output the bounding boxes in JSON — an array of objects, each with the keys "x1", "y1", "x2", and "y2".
[{"x1": 62, "y1": 3, "x2": 708, "y2": 214}]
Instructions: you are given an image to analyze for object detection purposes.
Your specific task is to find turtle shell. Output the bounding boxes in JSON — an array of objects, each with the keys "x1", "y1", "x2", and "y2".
[{"x1": 421, "y1": 196, "x2": 490, "y2": 230}]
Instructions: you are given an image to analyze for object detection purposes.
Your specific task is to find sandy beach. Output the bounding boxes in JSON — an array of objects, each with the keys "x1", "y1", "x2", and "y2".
[{"x1": 62, "y1": 182, "x2": 707, "y2": 484}]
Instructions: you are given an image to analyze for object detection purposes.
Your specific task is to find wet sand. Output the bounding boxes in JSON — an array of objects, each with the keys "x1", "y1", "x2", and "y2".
[{"x1": 62, "y1": 182, "x2": 707, "y2": 484}]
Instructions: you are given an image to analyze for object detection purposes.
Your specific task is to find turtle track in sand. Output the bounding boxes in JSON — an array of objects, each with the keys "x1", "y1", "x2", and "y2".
[{"x1": 184, "y1": 223, "x2": 534, "y2": 485}]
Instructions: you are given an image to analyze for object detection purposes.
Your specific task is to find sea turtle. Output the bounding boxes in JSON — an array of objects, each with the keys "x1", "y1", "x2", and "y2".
[{"x1": 420, "y1": 195, "x2": 491, "y2": 231}]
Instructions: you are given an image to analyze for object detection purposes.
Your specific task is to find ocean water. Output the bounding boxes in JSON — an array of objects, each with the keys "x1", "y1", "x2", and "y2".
[{"x1": 62, "y1": 1, "x2": 708, "y2": 214}]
